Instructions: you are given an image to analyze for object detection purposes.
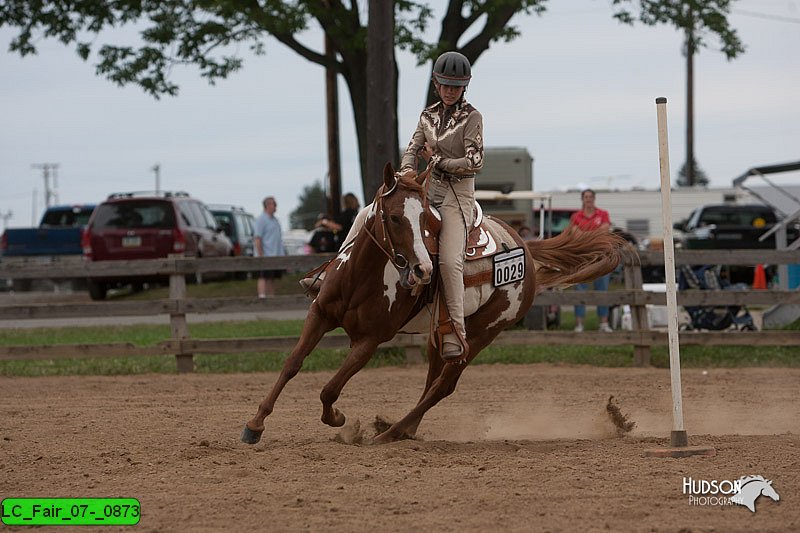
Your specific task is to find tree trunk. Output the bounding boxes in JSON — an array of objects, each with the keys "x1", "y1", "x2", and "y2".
[{"x1": 366, "y1": 0, "x2": 397, "y2": 199}]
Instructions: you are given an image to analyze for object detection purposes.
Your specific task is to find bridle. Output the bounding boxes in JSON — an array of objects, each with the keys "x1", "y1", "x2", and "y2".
[{"x1": 363, "y1": 164, "x2": 432, "y2": 273}]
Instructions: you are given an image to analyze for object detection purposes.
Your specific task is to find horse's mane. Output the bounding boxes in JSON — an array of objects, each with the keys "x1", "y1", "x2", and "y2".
[
  {"x1": 395, "y1": 172, "x2": 426, "y2": 194},
  {"x1": 739, "y1": 475, "x2": 769, "y2": 485}
]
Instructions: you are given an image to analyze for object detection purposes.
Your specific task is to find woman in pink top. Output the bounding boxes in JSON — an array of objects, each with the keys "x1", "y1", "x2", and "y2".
[{"x1": 570, "y1": 189, "x2": 613, "y2": 332}]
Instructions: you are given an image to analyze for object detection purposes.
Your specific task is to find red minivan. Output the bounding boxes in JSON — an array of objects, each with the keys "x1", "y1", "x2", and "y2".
[{"x1": 82, "y1": 191, "x2": 233, "y2": 299}]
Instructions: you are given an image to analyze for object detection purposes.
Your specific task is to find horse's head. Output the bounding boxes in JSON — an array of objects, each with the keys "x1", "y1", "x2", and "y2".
[
  {"x1": 373, "y1": 162, "x2": 433, "y2": 289},
  {"x1": 761, "y1": 480, "x2": 780, "y2": 502}
]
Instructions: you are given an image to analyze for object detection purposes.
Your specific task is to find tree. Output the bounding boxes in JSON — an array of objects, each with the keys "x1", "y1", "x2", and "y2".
[
  {"x1": 0, "y1": 1, "x2": 548, "y2": 200},
  {"x1": 677, "y1": 157, "x2": 709, "y2": 187},
  {"x1": 290, "y1": 181, "x2": 326, "y2": 231},
  {"x1": 611, "y1": 1, "x2": 744, "y2": 186}
]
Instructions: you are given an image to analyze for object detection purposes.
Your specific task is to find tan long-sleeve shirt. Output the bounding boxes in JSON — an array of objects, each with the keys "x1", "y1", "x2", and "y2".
[{"x1": 400, "y1": 99, "x2": 484, "y2": 177}]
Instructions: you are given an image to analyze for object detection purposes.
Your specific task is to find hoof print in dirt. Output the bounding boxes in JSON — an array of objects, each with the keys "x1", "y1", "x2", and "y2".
[
  {"x1": 606, "y1": 395, "x2": 636, "y2": 436},
  {"x1": 333, "y1": 419, "x2": 365, "y2": 445}
]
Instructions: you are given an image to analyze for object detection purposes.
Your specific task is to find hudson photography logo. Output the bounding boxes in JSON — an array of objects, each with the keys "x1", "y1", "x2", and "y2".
[{"x1": 682, "y1": 475, "x2": 780, "y2": 512}]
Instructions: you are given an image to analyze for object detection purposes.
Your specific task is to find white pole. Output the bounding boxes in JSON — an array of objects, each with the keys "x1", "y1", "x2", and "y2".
[{"x1": 655, "y1": 97, "x2": 687, "y2": 447}]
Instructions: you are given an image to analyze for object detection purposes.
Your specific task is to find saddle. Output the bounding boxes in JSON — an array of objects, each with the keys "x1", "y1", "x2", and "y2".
[{"x1": 423, "y1": 201, "x2": 500, "y2": 288}]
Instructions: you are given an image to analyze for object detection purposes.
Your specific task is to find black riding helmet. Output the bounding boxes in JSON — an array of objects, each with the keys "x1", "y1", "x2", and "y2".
[{"x1": 432, "y1": 51, "x2": 471, "y2": 87}]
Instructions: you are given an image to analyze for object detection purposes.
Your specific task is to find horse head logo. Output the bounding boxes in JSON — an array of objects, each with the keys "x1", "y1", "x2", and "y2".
[{"x1": 730, "y1": 475, "x2": 780, "y2": 513}]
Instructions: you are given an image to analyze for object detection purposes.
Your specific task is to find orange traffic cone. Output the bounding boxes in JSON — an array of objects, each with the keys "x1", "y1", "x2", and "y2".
[{"x1": 753, "y1": 264, "x2": 767, "y2": 290}]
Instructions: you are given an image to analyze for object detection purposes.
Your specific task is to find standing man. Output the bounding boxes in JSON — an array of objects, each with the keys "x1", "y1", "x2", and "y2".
[
  {"x1": 570, "y1": 189, "x2": 613, "y2": 332},
  {"x1": 254, "y1": 196, "x2": 285, "y2": 298}
]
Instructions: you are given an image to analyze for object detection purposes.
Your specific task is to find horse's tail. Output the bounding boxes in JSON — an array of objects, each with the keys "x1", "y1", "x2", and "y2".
[{"x1": 526, "y1": 227, "x2": 638, "y2": 293}]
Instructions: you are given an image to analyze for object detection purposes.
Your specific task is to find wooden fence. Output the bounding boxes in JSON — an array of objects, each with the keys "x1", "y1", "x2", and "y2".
[{"x1": 1, "y1": 249, "x2": 798, "y2": 369}]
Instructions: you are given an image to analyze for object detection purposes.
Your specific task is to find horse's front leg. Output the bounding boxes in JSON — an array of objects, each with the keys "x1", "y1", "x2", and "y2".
[
  {"x1": 402, "y1": 338, "x2": 443, "y2": 438},
  {"x1": 242, "y1": 306, "x2": 335, "y2": 444},
  {"x1": 320, "y1": 338, "x2": 380, "y2": 427}
]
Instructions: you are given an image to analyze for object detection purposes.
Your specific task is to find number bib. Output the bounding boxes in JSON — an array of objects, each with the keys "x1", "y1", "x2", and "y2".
[{"x1": 492, "y1": 247, "x2": 525, "y2": 287}]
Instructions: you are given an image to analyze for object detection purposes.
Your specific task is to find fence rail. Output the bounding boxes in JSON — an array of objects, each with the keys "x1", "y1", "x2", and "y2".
[{"x1": 1, "y1": 250, "x2": 798, "y2": 369}]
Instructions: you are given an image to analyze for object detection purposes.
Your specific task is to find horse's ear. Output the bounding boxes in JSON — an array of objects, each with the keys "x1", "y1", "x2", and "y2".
[{"x1": 383, "y1": 162, "x2": 395, "y2": 189}]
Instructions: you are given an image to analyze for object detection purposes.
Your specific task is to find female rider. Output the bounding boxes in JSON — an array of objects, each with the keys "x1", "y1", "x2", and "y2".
[
  {"x1": 300, "y1": 52, "x2": 483, "y2": 363},
  {"x1": 399, "y1": 51, "x2": 484, "y2": 361}
]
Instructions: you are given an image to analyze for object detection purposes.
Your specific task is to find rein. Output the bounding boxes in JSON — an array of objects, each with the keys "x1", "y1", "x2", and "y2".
[{"x1": 363, "y1": 163, "x2": 433, "y2": 272}]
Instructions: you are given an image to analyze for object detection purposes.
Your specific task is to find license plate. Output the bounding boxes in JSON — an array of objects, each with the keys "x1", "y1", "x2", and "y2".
[
  {"x1": 122, "y1": 236, "x2": 142, "y2": 247},
  {"x1": 493, "y1": 247, "x2": 525, "y2": 287}
]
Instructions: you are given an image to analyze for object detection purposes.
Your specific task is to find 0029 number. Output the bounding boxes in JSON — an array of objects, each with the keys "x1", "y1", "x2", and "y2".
[{"x1": 492, "y1": 248, "x2": 525, "y2": 287}]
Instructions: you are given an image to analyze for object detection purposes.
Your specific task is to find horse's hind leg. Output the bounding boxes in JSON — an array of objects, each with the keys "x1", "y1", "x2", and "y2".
[
  {"x1": 372, "y1": 325, "x2": 503, "y2": 444},
  {"x1": 319, "y1": 338, "x2": 380, "y2": 427},
  {"x1": 373, "y1": 361, "x2": 466, "y2": 444},
  {"x1": 242, "y1": 307, "x2": 335, "y2": 444}
]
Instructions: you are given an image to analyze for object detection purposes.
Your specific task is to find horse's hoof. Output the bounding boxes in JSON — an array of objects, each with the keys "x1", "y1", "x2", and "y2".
[
  {"x1": 241, "y1": 426, "x2": 264, "y2": 445},
  {"x1": 323, "y1": 408, "x2": 346, "y2": 428}
]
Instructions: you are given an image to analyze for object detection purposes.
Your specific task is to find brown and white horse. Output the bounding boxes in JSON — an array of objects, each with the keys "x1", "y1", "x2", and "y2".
[{"x1": 243, "y1": 163, "x2": 631, "y2": 444}]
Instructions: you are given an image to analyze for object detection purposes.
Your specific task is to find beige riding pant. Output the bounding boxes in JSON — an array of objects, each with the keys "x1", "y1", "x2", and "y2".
[{"x1": 429, "y1": 177, "x2": 474, "y2": 333}]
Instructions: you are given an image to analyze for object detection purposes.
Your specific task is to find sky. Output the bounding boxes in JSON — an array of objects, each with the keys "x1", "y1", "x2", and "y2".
[{"x1": 1, "y1": 0, "x2": 799, "y2": 230}]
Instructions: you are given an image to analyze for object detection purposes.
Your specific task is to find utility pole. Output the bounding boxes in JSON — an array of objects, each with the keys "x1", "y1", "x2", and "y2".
[
  {"x1": 685, "y1": 6, "x2": 695, "y2": 187},
  {"x1": 324, "y1": 21, "x2": 342, "y2": 218},
  {"x1": 31, "y1": 188, "x2": 37, "y2": 225},
  {"x1": 152, "y1": 163, "x2": 161, "y2": 194},
  {"x1": 0, "y1": 210, "x2": 12, "y2": 232},
  {"x1": 31, "y1": 163, "x2": 60, "y2": 208}
]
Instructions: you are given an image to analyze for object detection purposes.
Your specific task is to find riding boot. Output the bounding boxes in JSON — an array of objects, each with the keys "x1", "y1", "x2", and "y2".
[
  {"x1": 299, "y1": 271, "x2": 325, "y2": 296},
  {"x1": 441, "y1": 328, "x2": 466, "y2": 361}
]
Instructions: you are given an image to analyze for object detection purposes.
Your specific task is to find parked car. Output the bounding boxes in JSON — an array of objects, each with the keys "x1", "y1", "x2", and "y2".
[
  {"x1": 82, "y1": 191, "x2": 233, "y2": 300},
  {"x1": 675, "y1": 204, "x2": 795, "y2": 250},
  {"x1": 1, "y1": 204, "x2": 96, "y2": 257},
  {"x1": 208, "y1": 205, "x2": 256, "y2": 257},
  {"x1": 1, "y1": 204, "x2": 97, "y2": 292},
  {"x1": 673, "y1": 203, "x2": 799, "y2": 285}
]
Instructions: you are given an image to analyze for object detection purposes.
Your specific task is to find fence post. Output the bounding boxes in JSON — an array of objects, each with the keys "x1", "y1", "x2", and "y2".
[
  {"x1": 624, "y1": 261, "x2": 651, "y2": 366},
  {"x1": 169, "y1": 255, "x2": 194, "y2": 373}
]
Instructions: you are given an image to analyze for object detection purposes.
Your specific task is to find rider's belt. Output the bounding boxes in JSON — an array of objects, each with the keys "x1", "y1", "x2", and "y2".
[{"x1": 431, "y1": 171, "x2": 475, "y2": 183}]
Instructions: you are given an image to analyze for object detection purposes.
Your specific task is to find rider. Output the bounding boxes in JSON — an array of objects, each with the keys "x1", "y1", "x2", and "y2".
[
  {"x1": 300, "y1": 52, "x2": 483, "y2": 362},
  {"x1": 398, "y1": 51, "x2": 484, "y2": 361}
]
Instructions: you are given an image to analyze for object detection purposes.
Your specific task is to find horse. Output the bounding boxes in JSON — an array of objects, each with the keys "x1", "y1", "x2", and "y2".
[
  {"x1": 242, "y1": 163, "x2": 632, "y2": 445},
  {"x1": 730, "y1": 475, "x2": 780, "y2": 512}
]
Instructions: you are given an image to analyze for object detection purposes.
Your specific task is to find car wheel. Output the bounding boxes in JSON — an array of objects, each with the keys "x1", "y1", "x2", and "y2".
[{"x1": 88, "y1": 281, "x2": 107, "y2": 301}]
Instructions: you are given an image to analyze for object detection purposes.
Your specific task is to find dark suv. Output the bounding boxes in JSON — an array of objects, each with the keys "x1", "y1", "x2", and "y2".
[
  {"x1": 676, "y1": 204, "x2": 796, "y2": 249},
  {"x1": 209, "y1": 205, "x2": 256, "y2": 257},
  {"x1": 82, "y1": 191, "x2": 233, "y2": 299}
]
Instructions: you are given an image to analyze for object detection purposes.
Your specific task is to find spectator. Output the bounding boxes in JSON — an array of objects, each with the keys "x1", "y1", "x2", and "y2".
[
  {"x1": 254, "y1": 196, "x2": 285, "y2": 298},
  {"x1": 570, "y1": 189, "x2": 613, "y2": 332},
  {"x1": 309, "y1": 213, "x2": 340, "y2": 253},
  {"x1": 334, "y1": 193, "x2": 360, "y2": 248}
]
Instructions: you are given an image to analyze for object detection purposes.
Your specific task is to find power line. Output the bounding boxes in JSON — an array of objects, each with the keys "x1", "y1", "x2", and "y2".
[{"x1": 733, "y1": 9, "x2": 800, "y2": 24}]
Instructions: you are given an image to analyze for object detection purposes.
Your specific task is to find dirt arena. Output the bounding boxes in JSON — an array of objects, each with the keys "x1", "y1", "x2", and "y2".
[{"x1": 1, "y1": 364, "x2": 798, "y2": 532}]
